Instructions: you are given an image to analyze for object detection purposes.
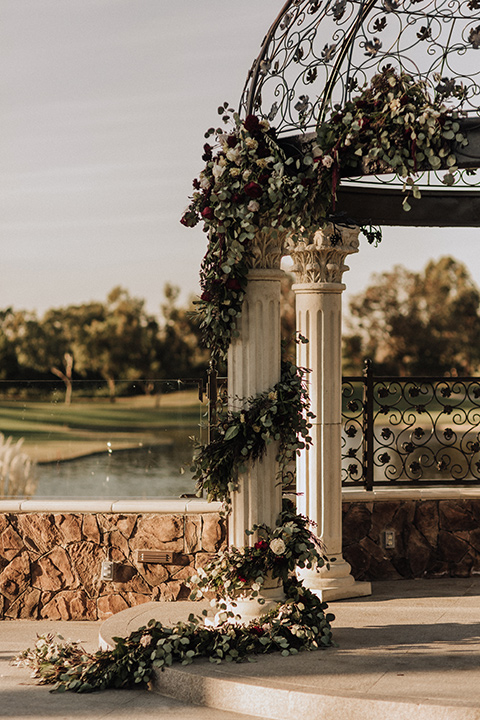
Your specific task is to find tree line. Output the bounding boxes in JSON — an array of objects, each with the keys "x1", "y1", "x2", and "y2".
[
  {"x1": 343, "y1": 256, "x2": 480, "y2": 377},
  {"x1": 1, "y1": 256, "x2": 477, "y2": 402},
  {"x1": 0, "y1": 285, "x2": 209, "y2": 401}
]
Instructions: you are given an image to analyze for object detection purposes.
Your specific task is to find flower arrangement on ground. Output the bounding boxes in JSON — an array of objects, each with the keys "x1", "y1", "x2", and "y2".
[{"x1": 15, "y1": 501, "x2": 334, "y2": 693}]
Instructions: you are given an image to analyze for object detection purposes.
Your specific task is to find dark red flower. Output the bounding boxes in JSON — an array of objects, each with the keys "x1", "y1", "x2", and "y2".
[
  {"x1": 201, "y1": 290, "x2": 213, "y2": 302},
  {"x1": 256, "y1": 144, "x2": 270, "y2": 159},
  {"x1": 244, "y1": 114, "x2": 261, "y2": 134},
  {"x1": 226, "y1": 278, "x2": 242, "y2": 291},
  {"x1": 192, "y1": 178, "x2": 200, "y2": 190},
  {"x1": 227, "y1": 134, "x2": 238, "y2": 148},
  {"x1": 244, "y1": 181, "x2": 263, "y2": 199},
  {"x1": 258, "y1": 172, "x2": 270, "y2": 185},
  {"x1": 202, "y1": 143, "x2": 213, "y2": 161},
  {"x1": 250, "y1": 625, "x2": 264, "y2": 635},
  {"x1": 201, "y1": 206, "x2": 215, "y2": 220},
  {"x1": 254, "y1": 539, "x2": 268, "y2": 551},
  {"x1": 231, "y1": 192, "x2": 241, "y2": 203}
]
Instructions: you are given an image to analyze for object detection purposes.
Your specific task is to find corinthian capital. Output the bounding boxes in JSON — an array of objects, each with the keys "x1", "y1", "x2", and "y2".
[
  {"x1": 287, "y1": 224, "x2": 360, "y2": 284},
  {"x1": 248, "y1": 227, "x2": 288, "y2": 270}
]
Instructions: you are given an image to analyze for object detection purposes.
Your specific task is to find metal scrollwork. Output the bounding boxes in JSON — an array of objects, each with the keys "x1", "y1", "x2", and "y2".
[
  {"x1": 240, "y1": 0, "x2": 480, "y2": 190},
  {"x1": 342, "y1": 372, "x2": 480, "y2": 487}
]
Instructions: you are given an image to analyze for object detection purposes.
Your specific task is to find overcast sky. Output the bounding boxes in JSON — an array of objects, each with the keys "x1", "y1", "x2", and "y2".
[{"x1": 2, "y1": 0, "x2": 480, "y2": 317}]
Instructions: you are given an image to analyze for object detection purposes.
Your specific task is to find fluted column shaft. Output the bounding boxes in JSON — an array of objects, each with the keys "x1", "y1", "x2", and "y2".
[
  {"x1": 227, "y1": 268, "x2": 283, "y2": 548},
  {"x1": 290, "y1": 224, "x2": 371, "y2": 601}
]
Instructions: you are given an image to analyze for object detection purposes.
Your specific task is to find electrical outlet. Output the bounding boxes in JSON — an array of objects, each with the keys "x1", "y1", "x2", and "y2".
[
  {"x1": 100, "y1": 560, "x2": 115, "y2": 581},
  {"x1": 383, "y1": 530, "x2": 396, "y2": 549}
]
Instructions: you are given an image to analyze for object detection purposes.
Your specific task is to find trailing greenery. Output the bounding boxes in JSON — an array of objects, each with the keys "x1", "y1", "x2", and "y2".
[
  {"x1": 189, "y1": 499, "x2": 325, "y2": 600},
  {"x1": 16, "y1": 583, "x2": 333, "y2": 693},
  {"x1": 192, "y1": 351, "x2": 314, "y2": 504}
]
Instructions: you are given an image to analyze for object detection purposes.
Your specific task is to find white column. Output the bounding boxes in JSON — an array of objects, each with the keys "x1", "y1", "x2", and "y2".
[
  {"x1": 290, "y1": 225, "x2": 371, "y2": 601},
  {"x1": 228, "y1": 267, "x2": 283, "y2": 549}
]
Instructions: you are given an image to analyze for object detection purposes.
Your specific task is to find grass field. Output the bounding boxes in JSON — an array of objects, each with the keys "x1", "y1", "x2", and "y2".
[{"x1": 0, "y1": 390, "x2": 206, "y2": 463}]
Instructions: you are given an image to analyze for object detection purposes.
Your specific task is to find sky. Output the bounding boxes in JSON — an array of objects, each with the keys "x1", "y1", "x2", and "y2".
[{"x1": 2, "y1": 0, "x2": 480, "y2": 318}]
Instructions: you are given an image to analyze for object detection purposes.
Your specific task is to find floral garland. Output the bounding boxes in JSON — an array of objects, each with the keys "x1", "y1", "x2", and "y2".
[
  {"x1": 189, "y1": 499, "x2": 325, "y2": 600},
  {"x1": 182, "y1": 69, "x2": 467, "y2": 355},
  {"x1": 192, "y1": 350, "x2": 313, "y2": 505},
  {"x1": 15, "y1": 577, "x2": 333, "y2": 692},
  {"x1": 181, "y1": 105, "x2": 324, "y2": 358},
  {"x1": 316, "y1": 67, "x2": 468, "y2": 211}
]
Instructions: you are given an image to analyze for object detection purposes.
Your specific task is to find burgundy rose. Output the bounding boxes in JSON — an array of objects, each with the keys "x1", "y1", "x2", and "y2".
[
  {"x1": 250, "y1": 625, "x2": 264, "y2": 635},
  {"x1": 258, "y1": 172, "x2": 270, "y2": 185},
  {"x1": 226, "y1": 278, "x2": 242, "y2": 291},
  {"x1": 256, "y1": 143, "x2": 270, "y2": 159},
  {"x1": 227, "y1": 134, "x2": 238, "y2": 148},
  {"x1": 201, "y1": 206, "x2": 215, "y2": 220},
  {"x1": 201, "y1": 290, "x2": 213, "y2": 302},
  {"x1": 244, "y1": 114, "x2": 261, "y2": 134},
  {"x1": 202, "y1": 143, "x2": 213, "y2": 161},
  {"x1": 231, "y1": 192, "x2": 241, "y2": 203},
  {"x1": 254, "y1": 540, "x2": 268, "y2": 551},
  {"x1": 244, "y1": 181, "x2": 263, "y2": 199}
]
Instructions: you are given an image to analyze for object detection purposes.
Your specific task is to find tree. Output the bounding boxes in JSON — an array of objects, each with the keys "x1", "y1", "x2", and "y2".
[
  {"x1": 72, "y1": 287, "x2": 162, "y2": 400},
  {"x1": 344, "y1": 256, "x2": 480, "y2": 376},
  {"x1": 160, "y1": 284, "x2": 209, "y2": 379}
]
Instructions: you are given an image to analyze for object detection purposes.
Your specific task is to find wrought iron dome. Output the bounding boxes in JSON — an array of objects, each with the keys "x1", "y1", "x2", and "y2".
[{"x1": 239, "y1": 0, "x2": 480, "y2": 226}]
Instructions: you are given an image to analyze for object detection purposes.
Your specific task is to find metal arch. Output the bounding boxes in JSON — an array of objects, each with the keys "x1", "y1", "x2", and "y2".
[{"x1": 239, "y1": 0, "x2": 480, "y2": 198}]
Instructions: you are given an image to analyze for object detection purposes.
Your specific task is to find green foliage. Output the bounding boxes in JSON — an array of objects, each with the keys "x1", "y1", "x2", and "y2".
[
  {"x1": 192, "y1": 352, "x2": 313, "y2": 504},
  {"x1": 189, "y1": 499, "x2": 325, "y2": 598},
  {"x1": 345, "y1": 256, "x2": 480, "y2": 375},
  {"x1": 16, "y1": 575, "x2": 334, "y2": 693}
]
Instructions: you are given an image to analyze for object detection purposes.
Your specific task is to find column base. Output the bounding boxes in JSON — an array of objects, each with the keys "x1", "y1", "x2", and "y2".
[
  {"x1": 206, "y1": 582, "x2": 285, "y2": 626},
  {"x1": 298, "y1": 556, "x2": 372, "y2": 602}
]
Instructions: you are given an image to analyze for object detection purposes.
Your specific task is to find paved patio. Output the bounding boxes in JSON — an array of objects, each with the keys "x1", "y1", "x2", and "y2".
[{"x1": 2, "y1": 578, "x2": 480, "y2": 719}]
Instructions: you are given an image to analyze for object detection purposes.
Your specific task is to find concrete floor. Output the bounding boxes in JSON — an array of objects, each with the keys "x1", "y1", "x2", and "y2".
[{"x1": 2, "y1": 577, "x2": 480, "y2": 719}]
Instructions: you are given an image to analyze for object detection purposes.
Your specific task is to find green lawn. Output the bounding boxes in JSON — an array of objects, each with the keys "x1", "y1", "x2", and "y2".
[{"x1": 0, "y1": 390, "x2": 206, "y2": 462}]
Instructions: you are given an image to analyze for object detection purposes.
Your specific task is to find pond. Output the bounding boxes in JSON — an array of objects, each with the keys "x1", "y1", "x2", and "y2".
[{"x1": 34, "y1": 431, "x2": 197, "y2": 499}]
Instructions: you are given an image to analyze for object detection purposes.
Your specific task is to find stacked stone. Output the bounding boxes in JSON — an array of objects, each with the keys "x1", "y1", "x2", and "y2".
[
  {"x1": 342, "y1": 498, "x2": 480, "y2": 580},
  {"x1": 0, "y1": 512, "x2": 225, "y2": 620}
]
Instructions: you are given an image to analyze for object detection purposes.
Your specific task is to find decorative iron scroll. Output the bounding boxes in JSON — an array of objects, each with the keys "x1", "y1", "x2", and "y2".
[
  {"x1": 342, "y1": 369, "x2": 480, "y2": 488},
  {"x1": 240, "y1": 0, "x2": 480, "y2": 189}
]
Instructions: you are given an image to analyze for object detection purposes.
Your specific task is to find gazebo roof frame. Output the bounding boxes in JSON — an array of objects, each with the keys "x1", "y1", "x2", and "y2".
[{"x1": 239, "y1": 0, "x2": 480, "y2": 226}]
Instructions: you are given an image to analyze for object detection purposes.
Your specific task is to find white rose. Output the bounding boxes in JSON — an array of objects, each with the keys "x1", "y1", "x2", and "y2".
[
  {"x1": 243, "y1": 169, "x2": 252, "y2": 180},
  {"x1": 226, "y1": 147, "x2": 242, "y2": 164},
  {"x1": 269, "y1": 538, "x2": 286, "y2": 555},
  {"x1": 247, "y1": 200, "x2": 260, "y2": 212},
  {"x1": 212, "y1": 162, "x2": 225, "y2": 180},
  {"x1": 199, "y1": 172, "x2": 211, "y2": 190},
  {"x1": 230, "y1": 167, "x2": 241, "y2": 177},
  {"x1": 245, "y1": 137, "x2": 258, "y2": 150},
  {"x1": 322, "y1": 155, "x2": 334, "y2": 168}
]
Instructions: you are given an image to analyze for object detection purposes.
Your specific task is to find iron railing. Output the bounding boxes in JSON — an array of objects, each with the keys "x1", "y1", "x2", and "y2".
[{"x1": 342, "y1": 360, "x2": 480, "y2": 490}]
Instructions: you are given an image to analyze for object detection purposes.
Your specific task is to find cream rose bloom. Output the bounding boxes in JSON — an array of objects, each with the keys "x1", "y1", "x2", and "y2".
[{"x1": 269, "y1": 538, "x2": 286, "y2": 555}]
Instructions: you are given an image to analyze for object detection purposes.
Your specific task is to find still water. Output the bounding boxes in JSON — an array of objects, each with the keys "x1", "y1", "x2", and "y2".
[{"x1": 34, "y1": 433, "x2": 197, "y2": 499}]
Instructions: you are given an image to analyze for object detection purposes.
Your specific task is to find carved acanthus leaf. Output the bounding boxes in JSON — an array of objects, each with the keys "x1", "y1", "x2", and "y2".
[{"x1": 287, "y1": 225, "x2": 360, "y2": 283}]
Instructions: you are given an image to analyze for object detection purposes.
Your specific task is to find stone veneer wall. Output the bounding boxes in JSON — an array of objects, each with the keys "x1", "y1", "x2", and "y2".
[
  {"x1": 0, "y1": 512, "x2": 226, "y2": 620},
  {"x1": 343, "y1": 498, "x2": 480, "y2": 580},
  {"x1": 2, "y1": 497, "x2": 479, "y2": 620}
]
